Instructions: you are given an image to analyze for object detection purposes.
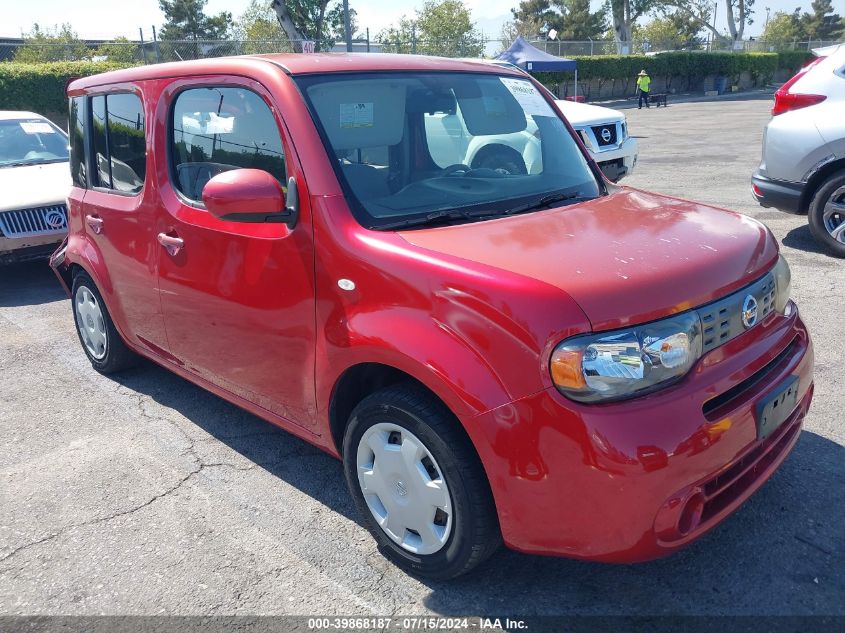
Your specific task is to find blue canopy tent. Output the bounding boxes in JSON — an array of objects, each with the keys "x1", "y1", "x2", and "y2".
[{"x1": 496, "y1": 36, "x2": 580, "y2": 98}]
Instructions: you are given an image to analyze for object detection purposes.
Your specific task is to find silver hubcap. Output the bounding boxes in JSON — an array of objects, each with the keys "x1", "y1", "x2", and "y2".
[
  {"x1": 823, "y1": 185, "x2": 845, "y2": 244},
  {"x1": 356, "y1": 423, "x2": 453, "y2": 555},
  {"x1": 74, "y1": 285, "x2": 107, "y2": 360}
]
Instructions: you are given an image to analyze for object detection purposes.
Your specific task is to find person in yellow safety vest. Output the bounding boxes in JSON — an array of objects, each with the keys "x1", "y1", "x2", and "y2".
[{"x1": 637, "y1": 69, "x2": 651, "y2": 109}]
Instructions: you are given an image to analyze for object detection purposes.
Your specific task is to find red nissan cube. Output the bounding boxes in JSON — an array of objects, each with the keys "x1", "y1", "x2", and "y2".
[{"x1": 52, "y1": 54, "x2": 813, "y2": 579}]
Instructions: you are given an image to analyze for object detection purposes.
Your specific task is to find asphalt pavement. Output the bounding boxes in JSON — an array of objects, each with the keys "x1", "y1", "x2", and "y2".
[{"x1": 1, "y1": 95, "x2": 843, "y2": 617}]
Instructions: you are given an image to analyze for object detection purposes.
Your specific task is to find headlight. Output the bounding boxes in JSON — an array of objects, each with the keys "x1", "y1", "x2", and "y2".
[
  {"x1": 772, "y1": 255, "x2": 791, "y2": 313},
  {"x1": 550, "y1": 312, "x2": 702, "y2": 403}
]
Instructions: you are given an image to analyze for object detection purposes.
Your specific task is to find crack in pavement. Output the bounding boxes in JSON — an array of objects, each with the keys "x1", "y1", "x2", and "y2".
[
  {"x1": 0, "y1": 460, "x2": 255, "y2": 565},
  {"x1": 1, "y1": 380, "x2": 261, "y2": 566}
]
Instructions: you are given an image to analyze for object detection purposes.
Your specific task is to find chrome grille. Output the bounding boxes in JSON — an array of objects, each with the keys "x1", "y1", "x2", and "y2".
[
  {"x1": 697, "y1": 273, "x2": 776, "y2": 353},
  {"x1": 0, "y1": 204, "x2": 68, "y2": 238}
]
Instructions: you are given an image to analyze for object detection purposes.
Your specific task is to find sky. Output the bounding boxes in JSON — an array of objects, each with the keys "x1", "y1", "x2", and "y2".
[{"x1": 0, "y1": 0, "x2": 830, "y2": 42}]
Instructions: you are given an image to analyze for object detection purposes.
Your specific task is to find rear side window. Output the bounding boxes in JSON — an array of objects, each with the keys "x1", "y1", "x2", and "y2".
[
  {"x1": 69, "y1": 97, "x2": 86, "y2": 187},
  {"x1": 170, "y1": 87, "x2": 286, "y2": 202},
  {"x1": 91, "y1": 93, "x2": 146, "y2": 194}
]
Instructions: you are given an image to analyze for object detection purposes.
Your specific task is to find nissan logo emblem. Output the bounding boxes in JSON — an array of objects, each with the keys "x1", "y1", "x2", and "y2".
[
  {"x1": 741, "y1": 294, "x2": 759, "y2": 329},
  {"x1": 600, "y1": 127, "x2": 612, "y2": 143}
]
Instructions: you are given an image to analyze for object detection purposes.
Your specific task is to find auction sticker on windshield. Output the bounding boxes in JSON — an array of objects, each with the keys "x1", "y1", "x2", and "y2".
[
  {"x1": 20, "y1": 121, "x2": 55, "y2": 134},
  {"x1": 500, "y1": 78, "x2": 555, "y2": 116},
  {"x1": 340, "y1": 102, "x2": 374, "y2": 128}
]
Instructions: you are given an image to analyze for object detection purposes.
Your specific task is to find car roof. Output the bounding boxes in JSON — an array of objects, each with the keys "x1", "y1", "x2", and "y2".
[
  {"x1": 0, "y1": 111, "x2": 49, "y2": 121},
  {"x1": 67, "y1": 53, "x2": 523, "y2": 92}
]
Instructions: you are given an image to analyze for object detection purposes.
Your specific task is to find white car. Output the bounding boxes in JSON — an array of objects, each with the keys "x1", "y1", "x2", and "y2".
[
  {"x1": 448, "y1": 59, "x2": 637, "y2": 181},
  {"x1": 555, "y1": 99, "x2": 638, "y2": 182},
  {"x1": 752, "y1": 44, "x2": 845, "y2": 256},
  {"x1": 0, "y1": 111, "x2": 71, "y2": 264},
  {"x1": 424, "y1": 97, "x2": 638, "y2": 183}
]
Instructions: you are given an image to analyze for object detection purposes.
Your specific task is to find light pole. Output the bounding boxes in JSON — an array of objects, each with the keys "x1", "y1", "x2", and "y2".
[{"x1": 765, "y1": 7, "x2": 771, "y2": 26}]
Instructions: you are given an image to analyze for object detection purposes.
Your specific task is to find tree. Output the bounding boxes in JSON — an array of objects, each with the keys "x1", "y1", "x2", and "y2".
[
  {"x1": 608, "y1": 0, "x2": 656, "y2": 54},
  {"x1": 416, "y1": 0, "x2": 483, "y2": 56},
  {"x1": 760, "y1": 11, "x2": 798, "y2": 48},
  {"x1": 663, "y1": 0, "x2": 754, "y2": 45},
  {"x1": 235, "y1": 0, "x2": 290, "y2": 52},
  {"x1": 378, "y1": 0, "x2": 482, "y2": 58},
  {"x1": 14, "y1": 23, "x2": 90, "y2": 62},
  {"x1": 95, "y1": 37, "x2": 141, "y2": 63},
  {"x1": 270, "y1": 0, "x2": 357, "y2": 52},
  {"x1": 797, "y1": 0, "x2": 844, "y2": 41},
  {"x1": 378, "y1": 15, "x2": 418, "y2": 53},
  {"x1": 498, "y1": 18, "x2": 544, "y2": 54},
  {"x1": 159, "y1": 0, "x2": 233, "y2": 40},
  {"x1": 636, "y1": 14, "x2": 702, "y2": 51},
  {"x1": 511, "y1": 0, "x2": 607, "y2": 40}
]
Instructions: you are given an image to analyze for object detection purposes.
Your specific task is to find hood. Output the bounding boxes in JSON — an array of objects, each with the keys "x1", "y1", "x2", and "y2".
[
  {"x1": 554, "y1": 100, "x2": 624, "y2": 127},
  {"x1": 399, "y1": 189, "x2": 779, "y2": 331},
  {"x1": 0, "y1": 162, "x2": 72, "y2": 212}
]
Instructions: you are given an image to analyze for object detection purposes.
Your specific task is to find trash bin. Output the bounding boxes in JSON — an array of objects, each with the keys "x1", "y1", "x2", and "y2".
[{"x1": 714, "y1": 76, "x2": 728, "y2": 95}]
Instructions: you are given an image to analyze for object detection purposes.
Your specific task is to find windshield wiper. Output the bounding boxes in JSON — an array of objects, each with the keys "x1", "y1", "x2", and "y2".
[
  {"x1": 373, "y1": 190, "x2": 589, "y2": 231},
  {"x1": 497, "y1": 191, "x2": 587, "y2": 217},
  {"x1": 0, "y1": 159, "x2": 65, "y2": 169},
  {"x1": 375, "y1": 207, "x2": 482, "y2": 230}
]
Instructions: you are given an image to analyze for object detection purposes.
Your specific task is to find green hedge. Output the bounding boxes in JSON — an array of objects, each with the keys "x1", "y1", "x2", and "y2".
[
  {"x1": 0, "y1": 61, "x2": 133, "y2": 115},
  {"x1": 532, "y1": 51, "x2": 813, "y2": 91}
]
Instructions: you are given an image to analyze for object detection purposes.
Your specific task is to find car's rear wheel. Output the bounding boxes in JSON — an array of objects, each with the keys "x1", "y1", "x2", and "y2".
[
  {"x1": 342, "y1": 383, "x2": 500, "y2": 579},
  {"x1": 808, "y1": 170, "x2": 845, "y2": 258},
  {"x1": 71, "y1": 271, "x2": 138, "y2": 373}
]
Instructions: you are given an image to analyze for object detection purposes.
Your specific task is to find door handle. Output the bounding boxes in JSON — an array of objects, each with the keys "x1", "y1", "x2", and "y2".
[
  {"x1": 157, "y1": 232, "x2": 184, "y2": 256},
  {"x1": 86, "y1": 214, "x2": 104, "y2": 234}
]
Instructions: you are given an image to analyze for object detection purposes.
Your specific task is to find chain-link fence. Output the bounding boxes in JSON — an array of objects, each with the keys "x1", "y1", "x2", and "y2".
[{"x1": 0, "y1": 36, "x2": 841, "y2": 64}]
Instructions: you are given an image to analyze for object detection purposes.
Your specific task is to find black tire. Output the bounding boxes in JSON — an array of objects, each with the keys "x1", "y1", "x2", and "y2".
[
  {"x1": 71, "y1": 270, "x2": 138, "y2": 373},
  {"x1": 342, "y1": 383, "x2": 500, "y2": 579},
  {"x1": 808, "y1": 169, "x2": 845, "y2": 258}
]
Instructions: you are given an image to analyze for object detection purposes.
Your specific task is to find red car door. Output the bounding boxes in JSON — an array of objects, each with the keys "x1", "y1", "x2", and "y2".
[
  {"x1": 153, "y1": 78, "x2": 317, "y2": 430},
  {"x1": 79, "y1": 90, "x2": 169, "y2": 353}
]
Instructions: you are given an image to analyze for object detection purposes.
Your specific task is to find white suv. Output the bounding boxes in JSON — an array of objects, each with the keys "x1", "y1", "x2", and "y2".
[
  {"x1": 752, "y1": 44, "x2": 845, "y2": 257},
  {"x1": 555, "y1": 99, "x2": 638, "y2": 181},
  {"x1": 0, "y1": 111, "x2": 71, "y2": 264},
  {"x1": 456, "y1": 59, "x2": 638, "y2": 182}
]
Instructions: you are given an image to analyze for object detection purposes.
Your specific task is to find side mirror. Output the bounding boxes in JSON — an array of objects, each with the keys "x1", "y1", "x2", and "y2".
[{"x1": 202, "y1": 168, "x2": 299, "y2": 229}]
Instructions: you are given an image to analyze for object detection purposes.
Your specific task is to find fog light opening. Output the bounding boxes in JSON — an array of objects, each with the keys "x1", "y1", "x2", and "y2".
[{"x1": 678, "y1": 492, "x2": 705, "y2": 536}]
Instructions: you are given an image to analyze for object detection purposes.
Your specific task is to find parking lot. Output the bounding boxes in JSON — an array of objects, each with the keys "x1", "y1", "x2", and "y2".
[{"x1": 1, "y1": 95, "x2": 843, "y2": 617}]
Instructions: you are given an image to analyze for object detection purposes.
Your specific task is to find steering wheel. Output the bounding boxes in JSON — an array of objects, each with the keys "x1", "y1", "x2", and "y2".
[
  {"x1": 442, "y1": 163, "x2": 472, "y2": 176},
  {"x1": 471, "y1": 145, "x2": 528, "y2": 176}
]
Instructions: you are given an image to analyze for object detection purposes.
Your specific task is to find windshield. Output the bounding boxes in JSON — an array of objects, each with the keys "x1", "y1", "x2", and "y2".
[
  {"x1": 296, "y1": 72, "x2": 601, "y2": 230},
  {"x1": 0, "y1": 118, "x2": 69, "y2": 168}
]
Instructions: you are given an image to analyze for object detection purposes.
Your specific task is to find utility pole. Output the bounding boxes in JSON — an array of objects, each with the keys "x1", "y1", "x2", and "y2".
[
  {"x1": 151, "y1": 25, "x2": 161, "y2": 63},
  {"x1": 139, "y1": 27, "x2": 148, "y2": 65},
  {"x1": 343, "y1": 0, "x2": 353, "y2": 52}
]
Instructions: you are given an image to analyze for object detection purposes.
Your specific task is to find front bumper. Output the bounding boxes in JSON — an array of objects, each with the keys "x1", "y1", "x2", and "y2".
[
  {"x1": 470, "y1": 306, "x2": 813, "y2": 562},
  {"x1": 0, "y1": 233, "x2": 65, "y2": 265},
  {"x1": 592, "y1": 137, "x2": 638, "y2": 182},
  {"x1": 752, "y1": 169, "x2": 805, "y2": 214}
]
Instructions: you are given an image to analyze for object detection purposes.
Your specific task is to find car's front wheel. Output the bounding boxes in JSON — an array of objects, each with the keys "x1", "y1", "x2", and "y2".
[
  {"x1": 71, "y1": 270, "x2": 138, "y2": 373},
  {"x1": 342, "y1": 383, "x2": 500, "y2": 579},
  {"x1": 808, "y1": 169, "x2": 845, "y2": 258}
]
